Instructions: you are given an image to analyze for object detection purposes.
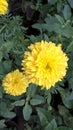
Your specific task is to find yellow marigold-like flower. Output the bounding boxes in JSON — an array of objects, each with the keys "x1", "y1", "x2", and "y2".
[
  {"x1": 0, "y1": 0, "x2": 8, "y2": 15},
  {"x1": 2, "y1": 69, "x2": 28, "y2": 96},
  {"x1": 22, "y1": 41, "x2": 69, "y2": 89}
]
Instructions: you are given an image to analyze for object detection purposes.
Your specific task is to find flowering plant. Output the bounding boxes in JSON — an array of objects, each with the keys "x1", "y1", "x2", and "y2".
[{"x1": 0, "y1": 0, "x2": 73, "y2": 130}]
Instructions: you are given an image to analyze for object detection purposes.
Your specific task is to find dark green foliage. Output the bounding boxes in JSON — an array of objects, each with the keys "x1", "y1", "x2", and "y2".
[{"x1": 0, "y1": 0, "x2": 73, "y2": 129}]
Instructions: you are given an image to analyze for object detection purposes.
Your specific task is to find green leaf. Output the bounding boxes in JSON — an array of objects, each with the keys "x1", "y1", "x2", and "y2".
[
  {"x1": 66, "y1": 41, "x2": 73, "y2": 53},
  {"x1": 36, "y1": 107, "x2": 48, "y2": 126},
  {"x1": 23, "y1": 103, "x2": 32, "y2": 121},
  {"x1": 44, "y1": 34, "x2": 49, "y2": 42},
  {"x1": 36, "y1": 107, "x2": 53, "y2": 127},
  {"x1": 57, "y1": 87, "x2": 73, "y2": 109},
  {"x1": 68, "y1": 77, "x2": 73, "y2": 89},
  {"x1": 57, "y1": 3, "x2": 63, "y2": 13},
  {"x1": 3, "y1": 111, "x2": 16, "y2": 118},
  {"x1": 45, "y1": 119, "x2": 57, "y2": 130},
  {"x1": 26, "y1": 124, "x2": 32, "y2": 130},
  {"x1": 2, "y1": 41, "x2": 14, "y2": 53},
  {"x1": 0, "y1": 87, "x2": 4, "y2": 98},
  {"x1": 63, "y1": 5, "x2": 71, "y2": 20},
  {"x1": 12, "y1": 99, "x2": 25, "y2": 106},
  {"x1": 32, "y1": 23, "x2": 43, "y2": 33},
  {"x1": 64, "y1": 100, "x2": 73, "y2": 109},
  {"x1": 58, "y1": 105, "x2": 73, "y2": 128},
  {"x1": 58, "y1": 87, "x2": 73, "y2": 109},
  {"x1": 0, "y1": 60, "x2": 12, "y2": 76},
  {"x1": 30, "y1": 35, "x2": 37, "y2": 43},
  {"x1": 2, "y1": 60, "x2": 12, "y2": 73},
  {"x1": 62, "y1": 91, "x2": 73, "y2": 109},
  {"x1": 40, "y1": 22, "x2": 73, "y2": 38},
  {"x1": 47, "y1": 92, "x2": 51, "y2": 105},
  {"x1": 55, "y1": 14, "x2": 64, "y2": 24},
  {"x1": 41, "y1": 23, "x2": 55, "y2": 32},
  {"x1": 54, "y1": 24, "x2": 73, "y2": 38},
  {"x1": 66, "y1": 92, "x2": 73, "y2": 101},
  {"x1": 0, "y1": 91, "x2": 3, "y2": 99},
  {"x1": 48, "y1": 0, "x2": 57, "y2": 5},
  {"x1": 0, "y1": 120, "x2": 6, "y2": 128},
  {"x1": 67, "y1": 0, "x2": 73, "y2": 8},
  {"x1": 27, "y1": 84, "x2": 37, "y2": 98},
  {"x1": 55, "y1": 126, "x2": 72, "y2": 130},
  {"x1": 0, "y1": 102, "x2": 7, "y2": 111},
  {"x1": 30, "y1": 95, "x2": 45, "y2": 106},
  {"x1": 0, "y1": 51, "x2": 3, "y2": 61}
]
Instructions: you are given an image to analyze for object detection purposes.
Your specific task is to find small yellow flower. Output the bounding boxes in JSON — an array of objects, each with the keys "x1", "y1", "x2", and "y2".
[
  {"x1": 2, "y1": 69, "x2": 28, "y2": 96},
  {"x1": 22, "y1": 40, "x2": 69, "y2": 89},
  {"x1": 0, "y1": 0, "x2": 8, "y2": 15}
]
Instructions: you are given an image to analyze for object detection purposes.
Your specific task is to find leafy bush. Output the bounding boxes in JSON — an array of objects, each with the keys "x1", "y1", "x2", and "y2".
[{"x1": 0, "y1": 0, "x2": 73, "y2": 130}]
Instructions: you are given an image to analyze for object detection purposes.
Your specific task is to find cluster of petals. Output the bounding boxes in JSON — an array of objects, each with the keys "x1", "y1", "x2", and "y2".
[
  {"x1": 22, "y1": 40, "x2": 69, "y2": 89},
  {"x1": 2, "y1": 40, "x2": 69, "y2": 96},
  {"x1": 0, "y1": 0, "x2": 8, "y2": 15},
  {"x1": 2, "y1": 69, "x2": 28, "y2": 96}
]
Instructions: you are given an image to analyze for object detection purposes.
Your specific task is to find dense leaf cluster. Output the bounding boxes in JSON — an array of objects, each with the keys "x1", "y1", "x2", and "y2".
[{"x1": 0, "y1": 0, "x2": 73, "y2": 130}]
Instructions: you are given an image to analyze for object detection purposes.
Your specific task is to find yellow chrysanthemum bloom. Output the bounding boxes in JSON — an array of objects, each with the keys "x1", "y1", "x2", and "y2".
[
  {"x1": 2, "y1": 69, "x2": 28, "y2": 96},
  {"x1": 0, "y1": 0, "x2": 8, "y2": 15},
  {"x1": 22, "y1": 41, "x2": 69, "y2": 89}
]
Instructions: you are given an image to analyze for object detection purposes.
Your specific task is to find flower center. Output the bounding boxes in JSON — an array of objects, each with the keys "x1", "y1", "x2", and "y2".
[
  {"x1": 45, "y1": 63, "x2": 51, "y2": 70},
  {"x1": 46, "y1": 63, "x2": 49, "y2": 69}
]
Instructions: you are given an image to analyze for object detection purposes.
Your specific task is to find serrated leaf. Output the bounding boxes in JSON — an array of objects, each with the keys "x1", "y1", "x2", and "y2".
[
  {"x1": 23, "y1": 103, "x2": 32, "y2": 121},
  {"x1": 30, "y1": 95, "x2": 45, "y2": 106}
]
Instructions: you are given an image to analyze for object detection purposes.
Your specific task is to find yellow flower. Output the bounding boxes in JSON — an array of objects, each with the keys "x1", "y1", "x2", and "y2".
[
  {"x1": 2, "y1": 69, "x2": 28, "y2": 96},
  {"x1": 0, "y1": 0, "x2": 8, "y2": 15},
  {"x1": 22, "y1": 41, "x2": 69, "y2": 89}
]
